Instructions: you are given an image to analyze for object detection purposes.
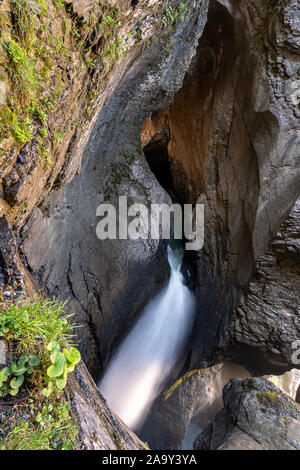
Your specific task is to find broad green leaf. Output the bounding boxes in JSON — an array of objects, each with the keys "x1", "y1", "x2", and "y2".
[
  {"x1": 10, "y1": 375, "x2": 24, "y2": 389},
  {"x1": 9, "y1": 388, "x2": 18, "y2": 396},
  {"x1": 41, "y1": 382, "x2": 52, "y2": 397},
  {"x1": 64, "y1": 347, "x2": 81, "y2": 365},
  {"x1": 18, "y1": 355, "x2": 29, "y2": 365},
  {"x1": 65, "y1": 362, "x2": 75, "y2": 373},
  {"x1": 47, "y1": 352, "x2": 65, "y2": 378},
  {"x1": 2, "y1": 367, "x2": 11, "y2": 375},
  {"x1": 56, "y1": 373, "x2": 67, "y2": 390},
  {"x1": 0, "y1": 367, "x2": 10, "y2": 382},
  {"x1": 10, "y1": 363, "x2": 27, "y2": 376}
]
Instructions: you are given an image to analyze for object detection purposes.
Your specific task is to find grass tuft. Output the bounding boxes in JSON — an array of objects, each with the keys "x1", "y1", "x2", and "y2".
[
  {"x1": 3, "y1": 39, "x2": 39, "y2": 106},
  {"x1": 0, "y1": 400, "x2": 78, "y2": 450},
  {"x1": 0, "y1": 295, "x2": 76, "y2": 351}
]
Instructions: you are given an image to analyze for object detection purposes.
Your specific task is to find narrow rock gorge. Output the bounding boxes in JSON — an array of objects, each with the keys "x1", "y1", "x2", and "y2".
[{"x1": 0, "y1": 0, "x2": 299, "y2": 451}]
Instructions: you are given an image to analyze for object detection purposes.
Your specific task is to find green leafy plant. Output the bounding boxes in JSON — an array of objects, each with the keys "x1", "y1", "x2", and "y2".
[
  {"x1": 0, "y1": 296, "x2": 75, "y2": 348},
  {"x1": 0, "y1": 354, "x2": 39, "y2": 397},
  {"x1": 0, "y1": 105, "x2": 33, "y2": 145},
  {"x1": 36, "y1": 0, "x2": 48, "y2": 16},
  {"x1": 53, "y1": 129, "x2": 64, "y2": 145},
  {"x1": 40, "y1": 127, "x2": 48, "y2": 138},
  {"x1": 30, "y1": 103, "x2": 47, "y2": 123},
  {"x1": 53, "y1": 0, "x2": 65, "y2": 8},
  {"x1": 99, "y1": 5, "x2": 121, "y2": 30},
  {"x1": 0, "y1": 297, "x2": 81, "y2": 450},
  {"x1": 102, "y1": 35, "x2": 126, "y2": 71},
  {"x1": 0, "y1": 296, "x2": 80, "y2": 399},
  {"x1": 41, "y1": 342, "x2": 80, "y2": 397},
  {"x1": 161, "y1": 2, "x2": 188, "y2": 28}
]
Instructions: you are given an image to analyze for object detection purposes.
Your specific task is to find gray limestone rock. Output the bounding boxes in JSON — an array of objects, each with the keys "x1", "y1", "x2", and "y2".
[{"x1": 194, "y1": 377, "x2": 300, "y2": 450}]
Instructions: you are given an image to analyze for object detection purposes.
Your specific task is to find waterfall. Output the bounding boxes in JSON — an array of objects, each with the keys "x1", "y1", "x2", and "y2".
[{"x1": 99, "y1": 243, "x2": 195, "y2": 431}]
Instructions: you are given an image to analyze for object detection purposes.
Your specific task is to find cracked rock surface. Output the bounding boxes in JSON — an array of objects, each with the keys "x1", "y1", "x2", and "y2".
[
  {"x1": 194, "y1": 377, "x2": 300, "y2": 450},
  {"x1": 217, "y1": 198, "x2": 300, "y2": 374}
]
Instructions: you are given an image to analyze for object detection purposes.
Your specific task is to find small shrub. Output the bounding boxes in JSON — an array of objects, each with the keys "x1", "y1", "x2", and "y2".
[
  {"x1": 41, "y1": 341, "x2": 81, "y2": 397},
  {"x1": 0, "y1": 296, "x2": 81, "y2": 395},
  {"x1": 0, "y1": 354, "x2": 39, "y2": 397}
]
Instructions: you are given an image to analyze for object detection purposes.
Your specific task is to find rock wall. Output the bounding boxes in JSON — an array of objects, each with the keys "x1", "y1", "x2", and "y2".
[
  {"x1": 0, "y1": 0, "x2": 299, "y2": 450},
  {"x1": 139, "y1": 0, "x2": 300, "y2": 374},
  {"x1": 194, "y1": 377, "x2": 300, "y2": 450},
  {"x1": 0, "y1": 0, "x2": 210, "y2": 377},
  {"x1": 1, "y1": 0, "x2": 298, "y2": 377},
  {"x1": 218, "y1": 199, "x2": 300, "y2": 374}
]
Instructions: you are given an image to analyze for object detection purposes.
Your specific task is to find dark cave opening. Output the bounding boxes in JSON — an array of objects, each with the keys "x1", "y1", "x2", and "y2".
[{"x1": 142, "y1": 132, "x2": 177, "y2": 204}]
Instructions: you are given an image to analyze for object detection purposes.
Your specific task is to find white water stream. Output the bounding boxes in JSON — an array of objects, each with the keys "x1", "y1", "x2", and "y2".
[{"x1": 99, "y1": 244, "x2": 195, "y2": 430}]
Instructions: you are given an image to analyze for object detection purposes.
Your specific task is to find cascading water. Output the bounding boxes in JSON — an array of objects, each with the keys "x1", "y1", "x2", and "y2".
[{"x1": 99, "y1": 242, "x2": 195, "y2": 431}]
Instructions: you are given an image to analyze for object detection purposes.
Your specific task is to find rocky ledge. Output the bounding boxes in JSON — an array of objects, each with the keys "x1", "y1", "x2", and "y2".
[{"x1": 194, "y1": 377, "x2": 300, "y2": 450}]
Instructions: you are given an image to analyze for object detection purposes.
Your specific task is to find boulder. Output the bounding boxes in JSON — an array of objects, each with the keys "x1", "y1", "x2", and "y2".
[{"x1": 194, "y1": 377, "x2": 300, "y2": 450}]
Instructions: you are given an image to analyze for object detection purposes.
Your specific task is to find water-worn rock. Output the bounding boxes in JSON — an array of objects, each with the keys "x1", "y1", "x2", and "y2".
[
  {"x1": 140, "y1": 362, "x2": 250, "y2": 450},
  {"x1": 138, "y1": 0, "x2": 300, "y2": 376},
  {"x1": 268, "y1": 369, "x2": 300, "y2": 401},
  {"x1": 217, "y1": 199, "x2": 300, "y2": 374},
  {"x1": 20, "y1": 0, "x2": 210, "y2": 378},
  {"x1": 194, "y1": 377, "x2": 300, "y2": 450}
]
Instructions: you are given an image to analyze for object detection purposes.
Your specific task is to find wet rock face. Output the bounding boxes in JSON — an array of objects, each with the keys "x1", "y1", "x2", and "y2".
[
  {"x1": 194, "y1": 377, "x2": 300, "y2": 450},
  {"x1": 140, "y1": 0, "x2": 300, "y2": 373},
  {"x1": 1, "y1": 0, "x2": 298, "y2": 396},
  {"x1": 218, "y1": 199, "x2": 300, "y2": 374},
  {"x1": 140, "y1": 362, "x2": 250, "y2": 450},
  {"x1": 20, "y1": 1, "x2": 209, "y2": 378}
]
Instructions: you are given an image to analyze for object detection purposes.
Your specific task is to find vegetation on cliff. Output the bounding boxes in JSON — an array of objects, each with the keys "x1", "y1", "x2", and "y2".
[
  {"x1": 0, "y1": 296, "x2": 82, "y2": 450},
  {"x1": 0, "y1": 0, "x2": 190, "y2": 229},
  {"x1": 0, "y1": 0, "x2": 126, "y2": 160}
]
